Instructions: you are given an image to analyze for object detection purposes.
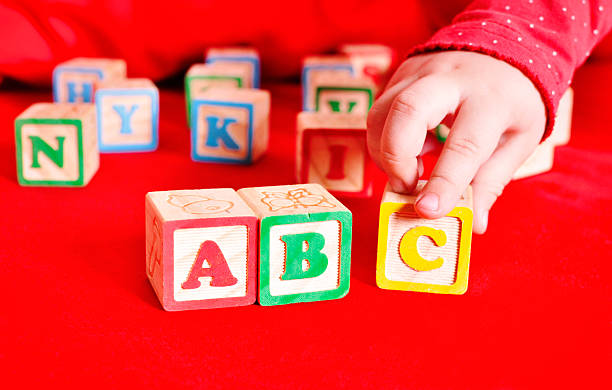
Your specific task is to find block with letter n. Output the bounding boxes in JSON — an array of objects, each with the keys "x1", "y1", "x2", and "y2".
[
  {"x1": 184, "y1": 63, "x2": 251, "y2": 124},
  {"x1": 145, "y1": 188, "x2": 258, "y2": 311},
  {"x1": 376, "y1": 181, "x2": 473, "y2": 295},
  {"x1": 95, "y1": 78, "x2": 159, "y2": 152},
  {"x1": 53, "y1": 57, "x2": 126, "y2": 103},
  {"x1": 15, "y1": 103, "x2": 99, "y2": 187},
  {"x1": 205, "y1": 47, "x2": 261, "y2": 88},
  {"x1": 296, "y1": 112, "x2": 374, "y2": 197},
  {"x1": 238, "y1": 184, "x2": 352, "y2": 306},
  {"x1": 311, "y1": 72, "x2": 376, "y2": 115},
  {"x1": 190, "y1": 88, "x2": 270, "y2": 164},
  {"x1": 302, "y1": 55, "x2": 354, "y2": 111}
]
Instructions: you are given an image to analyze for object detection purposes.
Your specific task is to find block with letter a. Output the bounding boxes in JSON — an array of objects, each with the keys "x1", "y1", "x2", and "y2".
[
  {"x1": 296, "y1": 112, "x2": 374, "y2": 197},
  {"x1": 95, "y1": 78, "x2": 159, "y2": 152},
  {"x1": 238, "y1": 184, "x2": 352, "y2": 306},
  {"x1": 15, "y1": 103, "x2": 99, "y2": 186},
  {"x1": 376, "y1": 181, "x2": 473, "y2": 295},
  {"x1": 190, "y1": 88, "x2": 270, "y2": 164},
  {"x1": 52, "y1": 58, "x2": 126, "y2": 103},
  {"x1": 145, "y1": 188, "x2": 258, "y2": 311}
]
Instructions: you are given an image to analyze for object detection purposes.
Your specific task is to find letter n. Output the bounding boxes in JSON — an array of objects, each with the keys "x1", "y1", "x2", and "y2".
[{"x1": 29, "y1": 136, "x2": 66, "y2": 168}]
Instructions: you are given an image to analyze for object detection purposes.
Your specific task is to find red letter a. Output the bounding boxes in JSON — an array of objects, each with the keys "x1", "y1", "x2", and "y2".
[{"x1": 181, "y1": 241, "x2": 238, "y2": 289}]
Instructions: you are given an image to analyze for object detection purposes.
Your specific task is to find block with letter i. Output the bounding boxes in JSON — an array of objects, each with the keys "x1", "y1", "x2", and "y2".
[
  {"x1": 95, "y1": 78, "x2": 159, "y2": 152},
  {"x1": 238, "y1": 184, "x2": 352, "y2": 306},
  {"x1": 185, "y1": 63, "x2": 251, "y2": 124},
  {"x1": 53, "y1": 58, "x2": 126, "y2": 103},
  {"x1": 302, "y1": 55, "x2": 354, "y2": 111},
  {"x1": 145, "y1": 188, "x2": 258, "y2": 311},
  {"x1": 205, "y1": 47, "x2": 261, "y2": 88},
  {"x1": 376, "y1": 181, "x2": 473, "y2": 295},
  {"x1": 190, "y1": 88, "x2": 270, "y2": 164},
  {"x1": 297, "y1": 112, "x2": 374, "y2": 197},
  {"x1": 311, "y1": 72, "x2": 376, "y2": 115},
  {"x1": 15, "y1": 103, "x2": 99, "y2": 187}
]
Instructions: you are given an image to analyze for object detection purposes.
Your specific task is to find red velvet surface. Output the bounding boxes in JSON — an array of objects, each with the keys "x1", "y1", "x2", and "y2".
[{"x1": 1, "y1": 63, "x2": 611, "y2": 388}]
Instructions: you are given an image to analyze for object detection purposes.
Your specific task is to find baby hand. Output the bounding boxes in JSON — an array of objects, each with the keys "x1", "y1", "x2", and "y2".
[{"x1": 367, "y1": 51, "x2": 546, "y2": 233}]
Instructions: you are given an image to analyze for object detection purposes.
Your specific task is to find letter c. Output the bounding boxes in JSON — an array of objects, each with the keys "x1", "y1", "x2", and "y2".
[{"x1": 399, "y1": 226, "x2": 447, "y2": 271}]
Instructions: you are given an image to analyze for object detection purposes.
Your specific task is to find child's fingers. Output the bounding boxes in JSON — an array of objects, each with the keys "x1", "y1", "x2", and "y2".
[
  {"x1": 416, "y1": 99, "x2": 504, "y2": 219},
  {"x1": 380, "y1": 76, "x2": 461, "y2": 193},
  {"x1": 470, "y1": 132, "x2": 540, "y2": 234}
]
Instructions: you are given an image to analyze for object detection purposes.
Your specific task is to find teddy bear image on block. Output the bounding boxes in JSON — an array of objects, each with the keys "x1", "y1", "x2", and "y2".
[
  {"x1": 15, "y1": 103, "x2": 99, "y2": 187},
  {"x1": 238, "y1": 184, "x2": 352, "y2": 306},
  {"x1": 376, "y1": 181, "x2": 473, "y2": 295},
  {"x1": 145, "y1": 188, "x2": 258, "y2": 311}
]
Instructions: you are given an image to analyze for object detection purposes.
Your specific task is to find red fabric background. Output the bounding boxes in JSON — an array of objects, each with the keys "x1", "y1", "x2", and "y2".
[{"x1": 1, "y1": 63, "x2": 611, "y2": 387}]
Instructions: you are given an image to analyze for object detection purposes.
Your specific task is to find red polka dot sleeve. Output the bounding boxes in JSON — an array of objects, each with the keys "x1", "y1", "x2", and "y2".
[{"x1": 409, "y1": 0, "x2": 612, "y2": 140}]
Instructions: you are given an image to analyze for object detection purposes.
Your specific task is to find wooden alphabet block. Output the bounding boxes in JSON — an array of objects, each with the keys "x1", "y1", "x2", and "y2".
[
  {"x1": 95, "y1": 78, "x2": 159, "y2": 152},
  {"x1": 310, "y1": 73, "x2": 376, "y2": 115},
  {"x1": 205, "y1": 47, "x2": 261, "y2": 88},
  {"x1": 296, "y1": 112, "x2": 374, "y2": 197},
  {"x1": 190, "y1": 87, "x2": 270, "y2": 164},
  {"x1": 512, "y1": 142, "x2": 555, "y2": 180},
  {"x1": 145, "y1": 188, "x2": 258, "y2": 311},
  {"x1": 548, "y1": 87, "x2": 573, "y2": 146},
  {"x1": 15, "y1": 103, "x2": 99, "y2": 186},
  {"x1": 338, "y1": 43, "x2": 395, "y2": 88},
  {"x1": 185, "y1": 63, "x2": 251, "y2": 124},
  {"x1": 302, "y1": 55, "x2": 354, "y2": 111},
  {"x1": 53, "y1": 58, "x2": 126, "y2": 103},
  {"x1": 376, "y1": 182, "x2": 473, "y2": 294},
  {"x1": 237, "y1": 184, "x2": 352, "y2": 306}
]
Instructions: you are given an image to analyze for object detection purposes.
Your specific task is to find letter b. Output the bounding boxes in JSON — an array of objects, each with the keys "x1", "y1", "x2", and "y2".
[{"x1": 280, "y1": 232, "x2": 329, "y2": 280}]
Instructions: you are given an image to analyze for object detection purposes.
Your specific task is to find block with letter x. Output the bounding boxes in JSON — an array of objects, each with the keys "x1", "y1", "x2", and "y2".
[
  {"x1": 145, "y1": 188, "x2": 258, "y2": 311},
  {"x1": 238, "y1": 184, "x2": 352, "y2": 306},
  {"x1": 15, "y1": 103, "x2": 99, "y2": 187},
  {"x1": 53, "y1": 58, "x2": 126, "y2": 103},
  {"x1": 190, "y1": 88, "x2": 270, "y2": 164},
  {"x1": 95, "y1": 78, "x2": 159, "y2": 152},
  {"x1": 376, "y1": 181, "x2": 473, "y2": 295},
  {"x1": 297, "y1": 112, "x2": 374, "y2": 197}
]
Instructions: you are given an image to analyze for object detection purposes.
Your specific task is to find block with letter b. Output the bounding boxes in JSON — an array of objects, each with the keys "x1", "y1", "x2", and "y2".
[
  {"x1": 296, "y1": 112, "x2": 374, "y2": 197},
  {"x1": 302, "y1": 55, "x2": 354, "y2": 111},
  {"x1": 205, "y1": 47, "x2": 261, "y2": 88},
  {"x1": 95, "y1": 78, "x2": 159, "y2": 152},
  {"x1": 311, "y1": 73, "x2": 376, "y2": 115},
  {"x1": 376, "y1": 182, "x2": 473, "y2": 295},
  {"x1": 190, "y1": 88, "x2": 270, "y2": 164},
  {"x1": 15, "y1": 103, "x2": 99, "y2": 186},
  {"x1": 238, "y1": 184, "x2": 352, "y2": 306},
  {"x1": 53, "y1": 58, "x2": 126, "y2": 103},
  {"x1": 145, "y1": 188, "x2": 258, "y2": 311}
]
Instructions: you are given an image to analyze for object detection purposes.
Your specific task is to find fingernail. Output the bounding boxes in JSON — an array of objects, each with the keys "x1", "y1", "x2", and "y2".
[
  {"x1": 416, "y1": 193, "x2": 439, "y2": 212},
  {"x1": 479, "y1": 210, "x2": 489, "y2": 232}
]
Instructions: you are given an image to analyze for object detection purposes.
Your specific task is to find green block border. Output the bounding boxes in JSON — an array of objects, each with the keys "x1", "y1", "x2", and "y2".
[
  {"x1": 185, "y1": 75, "x2": 244, "y2": 124},
  {"x1": 259, "y1": 211, "x2": 352, "y2": 306},
  {"x1": 15, "y1": 118, "x2": 85, "y2": 186},
  {"x1": 314, "y1": 86, "x2": 374, "y2": 112}
]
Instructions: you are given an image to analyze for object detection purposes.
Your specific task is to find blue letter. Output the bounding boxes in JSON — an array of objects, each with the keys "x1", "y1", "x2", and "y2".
[
  {"x1": 67, "y1": 81, "x2": 93, "y2": 103},
  {"x1": 205, "y1": 116, "x2": 239, "y2": 150},
  {"x1": 112, "y1": 104, "x2": 139, "y2": 134}
]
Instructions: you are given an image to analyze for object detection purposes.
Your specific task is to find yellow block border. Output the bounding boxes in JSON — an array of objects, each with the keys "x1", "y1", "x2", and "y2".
[{"x1": 376, "y1": 202, "x2": 472, "y2": 295}]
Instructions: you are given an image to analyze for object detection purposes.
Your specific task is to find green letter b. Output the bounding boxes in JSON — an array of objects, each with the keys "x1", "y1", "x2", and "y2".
[{"x1": 280, "y1": 232, "x2": 328, "y2": 280}]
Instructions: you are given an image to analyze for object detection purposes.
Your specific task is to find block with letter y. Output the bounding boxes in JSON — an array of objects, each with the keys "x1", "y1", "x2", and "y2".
[
  {"x1": 145, "y1": 188, "x2": 258, "y2": 311},
  {"x1": 376, "y1": 181, "x2": 473, "y2": 295},
  {"x1": 190, "y1": 88, "x2": 270, "y2": 164},
  {"x1": 238, "y1": 184, "x2": 352, "y2": 306},
  {"x1": 15, "y1": 103, "x2": 99, "y2": 186}
]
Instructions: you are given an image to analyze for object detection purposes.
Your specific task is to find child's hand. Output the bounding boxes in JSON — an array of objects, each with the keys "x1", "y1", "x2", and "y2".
[{"x1": 367, "y1": 51, "x2": 547, "y2": 233}]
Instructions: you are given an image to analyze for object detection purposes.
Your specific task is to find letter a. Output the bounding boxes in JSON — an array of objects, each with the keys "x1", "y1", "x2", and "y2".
[
  {"x1": 181, "y1": 240, "x2": 238, "y2": 289},
  {"x1": 205, "y1": 115, "x2": 240, "y2": 150},
  {"x1": 29, "y1": 136, "x2": 65, "y2": 168},
  {"x1": 280, "y1": 232, "x2": 328, "y2": 280}
]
